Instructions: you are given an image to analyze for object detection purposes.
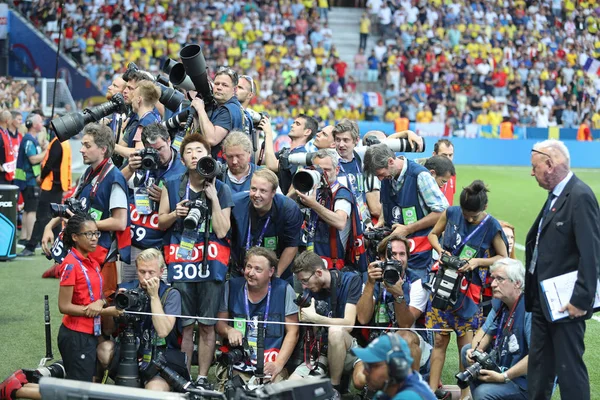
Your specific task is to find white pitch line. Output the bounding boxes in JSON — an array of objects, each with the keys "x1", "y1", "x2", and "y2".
[{"x1": 592, "y1": 316, "x2": 600, "y2": 323}]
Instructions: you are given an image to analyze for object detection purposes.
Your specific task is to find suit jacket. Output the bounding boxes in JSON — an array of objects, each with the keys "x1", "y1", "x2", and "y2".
[{"x1": 525, "y1": 174, "x2": 600, "y2": 322}]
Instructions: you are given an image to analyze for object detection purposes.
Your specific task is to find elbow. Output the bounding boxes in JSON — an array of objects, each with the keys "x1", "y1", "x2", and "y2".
[
  {"x1": 357, "y1": 313, "x2": 370, "y2": 326},
  {"x1": 115, "y1": 219, "x2": 128, "y2": 232}
]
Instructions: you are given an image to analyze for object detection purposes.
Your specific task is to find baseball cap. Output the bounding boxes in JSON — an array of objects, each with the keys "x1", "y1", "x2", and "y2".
[{"x1": 352, "y1": 334, "x2": 414, "y2": 365}]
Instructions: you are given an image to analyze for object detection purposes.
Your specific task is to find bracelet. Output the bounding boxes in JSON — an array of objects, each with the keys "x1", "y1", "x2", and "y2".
[{"x1": 502, "y1": 372, "x2": 511, "y2": 383}]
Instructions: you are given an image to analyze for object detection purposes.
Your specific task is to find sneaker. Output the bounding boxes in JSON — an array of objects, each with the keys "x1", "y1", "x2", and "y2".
[
  {"x1": 17, "y1": 249, "x2": 35, "y2": 257},
  {"x1": 17, "y1": 239, "x2": 28, "y2": 246},
  {"x1": 330, "y1": 388, "x2": 341, "y2": 400},
  {"x1": 435, "y1": 388, "x2": 451, "y2": 400},
  {"x1": 0, "y1": 370, "x2": 28, "y2": 400},
  {"x1": 194, "y1": 377, "x2": 213, "y2": 390}
]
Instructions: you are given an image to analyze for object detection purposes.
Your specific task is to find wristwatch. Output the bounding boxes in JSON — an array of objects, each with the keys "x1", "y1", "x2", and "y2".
[
  {"x1": 395, "y1": 294, "x2": 405, "y2": 304},
  {"x1": 502, "y1": 372, "x2": 511, "y2": 383}
]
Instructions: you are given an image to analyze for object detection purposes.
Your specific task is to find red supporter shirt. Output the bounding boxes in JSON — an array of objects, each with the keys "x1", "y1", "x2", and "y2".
[
  {"x1": 59, "y1": 248, "x2": 103, "y2": 335},
  {"x1": 442, "y1": 175, "x2": 456, "y2": 206}
]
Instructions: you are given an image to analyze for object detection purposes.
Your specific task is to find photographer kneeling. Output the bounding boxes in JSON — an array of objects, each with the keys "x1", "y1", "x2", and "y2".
[
  {"x1": 458, "y1": 258, "x2": 529, "y2": 400},
  {"x1": 97, "y1": 248, "x2": 188, "y2": 391},
  {"x1": 289, "y1": 251, "x2": 362, "y2": 399},
  {"x1": 215, "y1": 247, "x2": 299, "y2": 389}
]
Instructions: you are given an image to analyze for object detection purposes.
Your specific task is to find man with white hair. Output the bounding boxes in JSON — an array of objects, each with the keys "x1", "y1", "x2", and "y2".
[
  {"x1": 460, "y1": 258, "x2": 530, "y2": 399},
  {"x1": 526, "y1": 139, "x2": 600, "y2": 400}
]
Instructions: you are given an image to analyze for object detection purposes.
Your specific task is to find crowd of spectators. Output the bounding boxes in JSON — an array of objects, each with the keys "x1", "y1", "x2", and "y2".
[
  {"x1": 0, "y1": 77, "x2": 41, "y2": 112},
  {"x1": 357, "y1": 0, "x2": 600, "y2": 129}
]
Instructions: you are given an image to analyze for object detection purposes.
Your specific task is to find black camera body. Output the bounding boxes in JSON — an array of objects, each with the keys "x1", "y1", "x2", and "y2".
[
  {"x1": 115, "y1": 288, "x2": 150, "y2": 313},
  {"x1": 456, "y1": 349, "x2": 501, "y2": 389},
  {"x1": 363, "y1": 228, "x2": 392, "y2": 242},
  {"x1": 137, "y1": 148, "x2": 160, "y2": 170},
  {"x1": 423, "y1": 253, "x2": 465, "y2": 310},
  {"x1": 50, "y1": 197, "x2": 86, "y2": 218},
  {"x1": 295, "y1": 290, "x2": 330, "y2": 317},
  {"x1": 378, "y1": 259, "x2": 404, "y2": 286},
  {"x1": 183, "y1": 198, "x2": 210, "y2": 230},
  {"x1": 219, "y1": 340, "x2": 252, "y2": 366}
]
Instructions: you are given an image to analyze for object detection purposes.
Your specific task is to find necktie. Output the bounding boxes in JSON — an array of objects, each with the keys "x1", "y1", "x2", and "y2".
[{"x1": 529, "y1": 192, "x2": 556, "y2": 274}]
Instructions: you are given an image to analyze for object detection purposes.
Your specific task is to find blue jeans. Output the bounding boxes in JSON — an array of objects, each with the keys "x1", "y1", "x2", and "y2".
[{"x1": 460, "y1": 344, "x2": 527, "y2": 400}]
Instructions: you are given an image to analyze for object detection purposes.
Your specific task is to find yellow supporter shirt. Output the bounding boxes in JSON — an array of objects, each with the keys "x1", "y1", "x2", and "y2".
[
  {"x1": 566, "y1": 53, "x2": 577, "y2": 66},
  {"x1": 476, "y1": 113, "x2": 490, "y2": 125},
  {"x1": 86, "y1": 37, "x2": 95, "y2": 54},
  {"x1": 347, "y1": 109, "x2": 361, "y2": 120},
  {"x1": 334, "y1": 108, "x2": 346, "y2": 121},
  {"x1": 488, "y1": 111, "x2": 502, "y2": 126},
  {"x1": 168, "y1": 42, "x2": 181, "y2": 59},
  {"x1": 314, "y1": 47, "x2": 326, "y2": 65},
  {"x1": 227, "y1": 47, "x2": 241, "y2": 65},
  {"x1": 233, "y1": 22, "x2": 244, "y2": 36},
  {"x1": 360, "y1": 18, "x2": 370, "y2": 34},
  {"x1": 416, "y1": 110, "x2": 433, "y2": 123},
  {"x1": 154, "y1": 39, "x2": 167, "y2": 59},
  {"x1": 223, "y1": 21, "x2": 233, "y2": 33},
  {"x1": 318, "y1": 105, "x2": 331, "y2": 121}
]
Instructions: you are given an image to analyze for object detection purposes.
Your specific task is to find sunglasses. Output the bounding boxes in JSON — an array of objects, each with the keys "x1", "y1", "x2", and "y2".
[
  {"x1": 240, "y1": 75, "x2": 255, "y2": 93},
  {"x1": 531, "y1": 149, "x2": 552, "y2": 158},
  {"x1": 216, "y1": 66, "x2": 239, "y2": 85}
]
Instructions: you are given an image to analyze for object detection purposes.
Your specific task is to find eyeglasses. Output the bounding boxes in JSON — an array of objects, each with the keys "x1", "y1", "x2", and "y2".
[
  {"x1": 240, "y1": 75, "x2": 255, "y2": 93},
  {"x1": 77, "y1": 231, "x2": 101, "y2": 240},
  {"x1": 491, "y1": 275, "x2": 508, "y2": 283},
  {"x1": 216, "y1": 66, "x2": 239, "y2": 85},
  {"x1": 299, "y1": 271, "x2": 316, "y2": 285}
]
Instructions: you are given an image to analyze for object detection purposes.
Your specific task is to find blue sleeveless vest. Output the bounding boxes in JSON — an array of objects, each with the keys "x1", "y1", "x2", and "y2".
[
  {"x1": 163, "y1": 174, "x2": 231, "y2": 282},
  {"x1": 14, "y1": 133, "x2": 39, "y2": 190},
  {"x1": 129, "y1": 150, "x2": 186, "y2": 250},
  {"x1": 221, "y1": 163, "x2": 260, "y2": 194},
  {"x1": 211, "y1": 97, "x2": 249, "y2": 162},
  {"x1": 494, "y1": 296, "x2": 529, "y2": 390},
  {"x1": 118, "y1": 279, "x2": 181, "y2": 350},
  {"x1": 126, "y1": 109, "x2": 161, "y2": 148},
  {"x1": 440, "y1": 206, "x2": 506, "y2": 318},
  {"x1": 340, "y1": 155, "x2": 371, "y2": 228},
  {"x1": 309, "y1": 185, "x2": 367, "y2": 273},
  {"x1": 313, "y1": 271, "x2": 359, "y2": 319},
  {"x1": 228, "y1": 277, "x2": 288, "y2": 371},
  {"x1": 380, "y1": 160, "x2": 433, "y2": 282}
]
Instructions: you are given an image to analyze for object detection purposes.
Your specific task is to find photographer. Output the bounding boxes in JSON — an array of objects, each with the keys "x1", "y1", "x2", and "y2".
[
  {"x1": 290, "y1": 149, "x2": 367, "y2": 273},
  {"x1": 120, "y1": 123, "x2": 186, "y2": 280},
  {"x1": 97, "y1": 249, "x2": 188, "y2": 392},
  {"x1": 290, "y1": 251, "x2": 362, "y2": 398},
  {"x1": 424, "y1": 156, "x2": 455, "y2": 190},
  {"x1": 237, "y1": 75, "x2": 255, "y2": 109},
  {"x1": 425, "y1": 180, "x2": 508, "y2": 398},
  {"x1": 260, "y1": 114, "x2": 318, "y2": 194},
  {"x1": 352, "y1": 334, "x2": 436, "y2": 400},
  {"x1": 41, "y1": 123, "x2": 131, "y2": 273},
  {"x1": 58, "y1": 213, "x2": 122, "y2": 382},
  {"x1": 191, "y1": 66, "x2": 250, "y2": 162},
  {"x1": 157, "y1": 133, "x2": 233, "y2": 387},
  {"x1": 215, "y1": 247, "x2": 299, "y2": 387},
  {"x1": 363, "y1": 143, "x2": 448, "y2": 282},
  {"x1": 459, "y1": 258, "x2": 530, "y2": 400},
  {"x1": 221, "y1": 130, "x2": 261, "y2": 193},
  {"x1": 230, "y1": 169, "x2": 303, "y2": 281},
  {"x1": 354, "y1": 234, "x2": 431, "y2": 390}
]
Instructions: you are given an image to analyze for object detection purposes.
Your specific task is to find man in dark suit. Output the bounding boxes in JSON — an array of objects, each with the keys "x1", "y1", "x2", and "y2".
[{"x1": 525, "y1": 139, "x2": 600, "y2": 400}]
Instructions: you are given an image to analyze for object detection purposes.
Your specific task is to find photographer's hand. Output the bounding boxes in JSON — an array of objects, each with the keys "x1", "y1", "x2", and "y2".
[
  {"x1": 465, "y1": 348, "x2": 475, "y2": 365},
  {"x1": 128, "y1": 153, "x2": 142, "y2": 171},
  {"x1": 203, "y1": 178, "x2": 218, "y2": 202},
  {"x1": 263, "y1": 361, "x2": 283, "y2": 380},
  {"x1": 41, "y1": 228, "x2": 55, "y2": 257},
  {"x1": 175, "y1": 200, "x2": 190, "y2": 218},
  {"x1": 299, "y1": 298, "x2": 319, "y2": 323},
  {"x1": 296, "y1": 190, "x2": 318, "y2": 209},
  {"x1": 144, "y1": 277, "x2": 160, "y2": 299},
  {"x1": 391, "y1": 223, "x2": 411, "y2": 238},
  {"x1": 147, "y1": 184, "x2": 162, "y2": 202},
  {"x1": 385, "y1": 277, "x2": 405, "y2": 298},
  {"x1": 101, "y1": 306, "x2": 124, "y2": 318},
  {"x1": 227, "y1": 328, "x2": 243, "y2": 347},
  {"x1": 83, "y1": 299, "x2": 104, "y2": 317},
  {"x1": 477, "y1": 369, "x2": 504, "y2": 383},
  {"x1": 367, "y1": 262, "x2": 383, "y2": 285},
  {"x1": 459, "y1": 258, "x2": 479, "y2": 273}
]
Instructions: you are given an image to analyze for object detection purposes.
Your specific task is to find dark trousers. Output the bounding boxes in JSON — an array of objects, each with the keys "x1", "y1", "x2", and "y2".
[
  {"x1": 528, "y1": 301, "x2": 589, "y2": 400},
  {"x1": 25, "y1": 186, "x2": 63, "y2": 251},
  {"x1": 359, "y1": 33, "x2": 368, "y2": 50}
]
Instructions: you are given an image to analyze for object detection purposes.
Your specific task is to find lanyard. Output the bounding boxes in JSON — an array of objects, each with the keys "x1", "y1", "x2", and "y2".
[
  {"x1": 144, "y1": 149, "x2": 175, "y2": 184},
  {"x1": 243, "y1": 282, "x2": 272, "y2": 330},
  {"x1": 71, "y1": 252, "x2": 103, "y2": 304},
  {"x1": 246, "y1": 214, "x2": 271, "y2": 250},
  {"x1": 453, "y1": 214, "x2": 491, "y2": 256},
  {"x1": 494, "y1": 294, "x2": 521, "y2": 349}
]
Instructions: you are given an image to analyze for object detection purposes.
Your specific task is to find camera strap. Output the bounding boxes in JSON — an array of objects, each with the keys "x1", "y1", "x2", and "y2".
[
  {"x1": 75, "y1": 158, "x2": 114, "y2": 205},
  {"x1": 244, "y1": 283, "x2": 271, "y2": 365},
  {"x1": 494, "y1": 294, "x2": 522, "y2": 350},
  {"x1": 71, "y1": 252, "x2": 103, "y2": 337},
  {"x1": 330, "y1": 269, "x2": 339, "y2": 319}
]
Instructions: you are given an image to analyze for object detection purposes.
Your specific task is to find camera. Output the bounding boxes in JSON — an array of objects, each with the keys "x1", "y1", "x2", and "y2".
[
  {"x1": 137, "y1": 148, "x2": 160, "y2": 170},
  {"x1": 184, "y1": 198, "x2": 210, "y2": 230},
  {"x1": 378, "y1": 259, "x2": 404, "y2": 286},
  {"x1": 294, "y1": 290, "x2": 330, "y2": 317},
  {"x1": 171, "y1": 44, "x2": 215, "y2": 110},
  {"x1": 292, "y1": 168, "x2": 324, "y2": 193},
  {"x1": 246, "y1": 109, "x2": 269, "y2": 125},
  {"x1": 363, "y1": 228, "x2": 392, "y2": 242},
  {"x1": 115, "y1": 289, "x2": 150, "y2": 312},
  {"x1": 50, "y1": 197, "x2": 86, "y2": 218},
  {"x1": 219, "y1": 341, "x2": 252, "y2": 366},
  {"x1": 455, "y1": 349, "x2": 500, "y2": 389},
  {"x1": 196, "y1": 156, "x2": 226, "y2": 179},
  {"x1": 162, "y1": 108, "x2": 191, "y2": 134},
  {"x1": 423, "y1": 253, "x2": 466, "y2": 310},
  {"x1": 51, "y1": 93, "x2": 127, "y2": 142}
]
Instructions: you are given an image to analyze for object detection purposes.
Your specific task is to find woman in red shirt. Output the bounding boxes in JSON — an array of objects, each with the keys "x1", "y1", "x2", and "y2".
[{"x1": 57, "y1": 213, "x2": 120, "y2": 382}]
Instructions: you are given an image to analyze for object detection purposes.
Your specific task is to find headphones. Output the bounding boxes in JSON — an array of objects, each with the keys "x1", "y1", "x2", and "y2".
[{"x1": 386, "y1": 333, "x2": 411, "y2": 384}]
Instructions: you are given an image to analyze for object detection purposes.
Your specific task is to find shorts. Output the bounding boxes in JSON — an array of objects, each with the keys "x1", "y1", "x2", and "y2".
[
  {"x1": 367, "y1": 69, "x2": 379, "y2": 82},
  {"x1": 292, "y1": 337, "x2": 359, "y2": 378},
  {"x1": 57, "y1": 324, "x2": 98, "y2": 382},
  {"x1": 172, "y1": 280, "x2": 223, "y2": 326},
  {"x1": 23, "y1": 186, "x2": 40, "y2": 212},
  {"x1": 425, "y1": 304, "x2": 483, "y2": 338}
]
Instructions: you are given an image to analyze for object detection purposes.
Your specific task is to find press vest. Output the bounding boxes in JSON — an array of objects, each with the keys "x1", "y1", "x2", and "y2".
[
  {"x1": 41, "y1": 138, "x2": 72, "y2": 191},
  {"x1": 222, "y1": 163, "x2": 260, "y2": 194},
  {"x1": 163, "y1": 174, "x2": 231, "y2": 283},
  {"x1": 14, "y1": 132, "x2": 40, "y2": 190},
  {"x1": 211, "y1": 97, "x2": 251, "y2": 162},
  {"x1": 380, "y1": 160, "x2": 433, "y2": 282},
  {"x1": 494, "y1": 296, "x2": 529, "y2": 390}
]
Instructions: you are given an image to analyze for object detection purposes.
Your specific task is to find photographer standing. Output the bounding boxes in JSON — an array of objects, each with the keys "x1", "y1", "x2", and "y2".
[
  {"x1": 230, "y1": 169, "x2": 303, "y2": 281},
  {"x1": 290, "y1": 149, "x2": 367, "y2": 273},
  {"x1": 354, "y1": 234, "x2": 431, "y2": 390},
  {"x1": 221, "y1": 131, "x2": 261, "y2": 194},
  {"x1": 425, "y1": 180, "x2": 508, "y2": 399},
  {"x1": 460, "y1": 258, "x2": 530, "y2": 400},
  {"x1": 215, "y1": 247, "x2": 299, "y2": 387},
  {"x1": 120, "y1": 123, "x2": 186, "y2": 281},
  {"x1": 363, "y1": 143, "x2": 448, "y2": 283},
  {"x1": 97, "y1": 249, "x2": 188, "y2": 391},
  {"x1": 41, "y1": 123, "x2": 131, "y2": 285},
  {"x1": 57, "y1": 213, "x2": 121, "y2": 382},
  {"x1": 290, "y1": 251, "x2": 362, "y2": 398},
  {"x1": 191, "y1": 67, "x2": 250, "y2": 163},
  {"x1": 158, "y1": 133, "x2": 233, "y2": 388}
]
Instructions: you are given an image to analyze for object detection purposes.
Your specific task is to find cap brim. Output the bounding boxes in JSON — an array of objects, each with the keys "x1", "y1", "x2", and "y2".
[{"x1": 351, "y1": 347, "x2": 386, "y2": 363}]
